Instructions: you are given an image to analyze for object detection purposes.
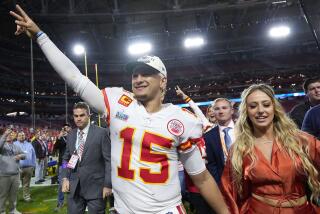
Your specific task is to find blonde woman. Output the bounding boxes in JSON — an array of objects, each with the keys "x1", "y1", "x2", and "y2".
[{"x1": 221, "y1": 84, "x2": 320, "y2": 213}]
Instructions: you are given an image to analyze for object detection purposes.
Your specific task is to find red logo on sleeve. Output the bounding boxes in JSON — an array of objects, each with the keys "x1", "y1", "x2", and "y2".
[{"x1": 118, "y1": 95, "x2": 133, "y2": 107}]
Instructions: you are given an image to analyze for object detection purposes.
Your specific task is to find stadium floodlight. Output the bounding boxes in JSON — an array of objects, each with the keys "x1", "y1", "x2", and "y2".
[
  {"x1": 73, "y1": 44, "x2": 88, "y2": 76},
  {"x1": 128, "y1": 42, "x2": 152, "y2": 55},
  {"x1": 184, "y1": 36, "x2": 204, "y2": 48},
  {"x1": 73, "y1": 44, "x2": 85, "y2": 55},
  {"x1": 268, "y1": 25, "x2": 291, "y2": 39}
]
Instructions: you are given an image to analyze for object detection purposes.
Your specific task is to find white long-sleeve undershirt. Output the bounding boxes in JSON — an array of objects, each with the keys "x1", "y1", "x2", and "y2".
[{"x1": 187, "y1": 100, "x2": 213, "y2": 130}]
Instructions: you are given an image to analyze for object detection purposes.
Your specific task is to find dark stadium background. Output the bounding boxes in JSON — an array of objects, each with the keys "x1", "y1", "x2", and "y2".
[{"x1": 0, "y1": 0, "x2": 319, "y2": 127}]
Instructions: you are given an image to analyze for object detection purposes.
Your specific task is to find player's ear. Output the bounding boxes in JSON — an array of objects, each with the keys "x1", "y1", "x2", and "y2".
[
  {"x1": 159, "y1": 77, "x2": 167, "y2": 99},
  {"x1": 160, "y1": 76, "x2": 167, "y2": 89}
]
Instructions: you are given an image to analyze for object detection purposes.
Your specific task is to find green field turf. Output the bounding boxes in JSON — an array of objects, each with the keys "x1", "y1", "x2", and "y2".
[
  {"x1": 13, "y1": 186, "x2": 194, "y2": 214},
  {"x1": 16, "y1": 185, "x2": 67, "y2": 214}
]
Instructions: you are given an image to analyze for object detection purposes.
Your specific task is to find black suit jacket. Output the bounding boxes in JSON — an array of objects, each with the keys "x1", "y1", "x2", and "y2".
[
  {"x1": 33, "y1": 140, "x2": 47, "y2": 159},
  {"x1": 204, "y1": 126, "x2": 225, "y2": 185},
  {"x1": 62, "y1": 125, "x2": 111, "y2": 200}
]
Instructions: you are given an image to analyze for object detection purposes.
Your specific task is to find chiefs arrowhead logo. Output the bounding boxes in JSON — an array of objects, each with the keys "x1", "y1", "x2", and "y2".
[{"x1": 167, "y1": 119, "x2": 184, "y2": 136}]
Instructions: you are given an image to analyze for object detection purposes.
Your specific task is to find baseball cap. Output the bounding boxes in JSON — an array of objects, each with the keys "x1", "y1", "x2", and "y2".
[{"x1": 125, "y1": 55, "x2": 167, "y2": 77}]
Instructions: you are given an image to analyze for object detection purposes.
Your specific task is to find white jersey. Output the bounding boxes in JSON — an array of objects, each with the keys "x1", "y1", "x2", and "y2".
[
  {"x1": 36, "y1": 34, "x2": 206, "y2": 214},
  {"x1": 102, "y1": 87, "x2": 204, "y2": 214}
]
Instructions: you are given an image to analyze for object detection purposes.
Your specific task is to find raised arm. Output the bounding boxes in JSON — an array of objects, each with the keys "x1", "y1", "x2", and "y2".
[
  {"x1": 10, "y1": 5, "x2": 106, "y2": 115},
  {"x1": 175, "y1": 85, "x2": 212, "y2": 128}
]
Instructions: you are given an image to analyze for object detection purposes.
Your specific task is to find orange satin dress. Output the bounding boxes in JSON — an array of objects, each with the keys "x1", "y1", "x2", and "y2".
[{"x1": 221, "y1": 132, "x2": 320, "y2": 214}]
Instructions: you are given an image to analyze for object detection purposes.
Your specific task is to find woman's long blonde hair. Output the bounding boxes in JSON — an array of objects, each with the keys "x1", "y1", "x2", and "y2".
[{"x1": 231, "y1": 84, "x2": 320, "y2": 200}]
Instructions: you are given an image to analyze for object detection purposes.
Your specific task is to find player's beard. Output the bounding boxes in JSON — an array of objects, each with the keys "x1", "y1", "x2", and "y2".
[
  {"x1": 133, "y1": 86, "x2": 161, "y2": 103},
  {"x1": 134, "y1": 93, "x2": 148, "y2": 102}
]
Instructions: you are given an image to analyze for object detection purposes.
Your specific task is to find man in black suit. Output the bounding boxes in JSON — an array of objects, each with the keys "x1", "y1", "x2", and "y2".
[
  {"x1": 61, "y1": 102, "x2": 112, "y2": 214},
  {"x1": 204, "y1": 98, "x2": 235, "y2": 185}
]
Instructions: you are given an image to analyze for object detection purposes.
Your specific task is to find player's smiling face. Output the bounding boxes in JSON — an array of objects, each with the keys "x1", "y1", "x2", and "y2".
[{"x1": 132, "y1": 72, "x2": 163, "y2": 102}]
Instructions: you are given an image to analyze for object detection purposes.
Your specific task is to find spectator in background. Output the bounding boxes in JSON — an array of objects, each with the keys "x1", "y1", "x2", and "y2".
[
  {"x1": 53, "y1": 123, "x2": 71, "y2": 212},
  {"x1": 13, "y1": 131, "x2": 36, "y2": 202},
  {"x1": 289, "y1": 77, "x2": 320, "y2": 128},
  {"x1": 204, "y1": 98, "x2": 235, "y2": 185},
  {"x1": 0, "y1": 128, "x2": 26, "y2": 214},
  {"x1": 206, "y1": 105, "x2": 217, "y2": 125},
  {"x1": 33, "y1": 131, "x2": 47, "y2": 184},
  {"x1": 302, "y1": 104, "x2": 320, "y2": 139}
]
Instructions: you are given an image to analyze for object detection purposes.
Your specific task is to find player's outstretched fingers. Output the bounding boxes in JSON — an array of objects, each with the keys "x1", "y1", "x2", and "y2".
[
  {"x1": 14, "y1": 20, "x2": 29, "y2": 28},
  {"x1": 15, "y1": 4, "x2": 30, "y2": 19},
  {"x1": 9, "y1": 10, "x2": 24, "y2": 21},
  {"x1": 10, "y1": 4, "x2": 41, "y2": 38}
]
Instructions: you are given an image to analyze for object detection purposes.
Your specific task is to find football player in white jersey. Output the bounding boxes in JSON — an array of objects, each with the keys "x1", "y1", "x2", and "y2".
[{"x1": 10, "y1": 5, "x2": 229, "y2": 214}]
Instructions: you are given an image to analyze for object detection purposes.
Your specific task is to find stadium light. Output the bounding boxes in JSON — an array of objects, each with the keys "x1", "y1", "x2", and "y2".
[
  {"x1": 268, "y1": 25, "x2": 291, "y2": 39},
  {"x1": 73, "y1": 44, "x2": 85, "y2": 55},
  {"x1": 128, "y1": 42, "x2": 152, "y2": 55},
  {"x1": 184, "y1": 36, "x2": 204, "y2": 48},
  {"x1": 73, "y1": 44, "x2": 88, "y2": 76}
]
